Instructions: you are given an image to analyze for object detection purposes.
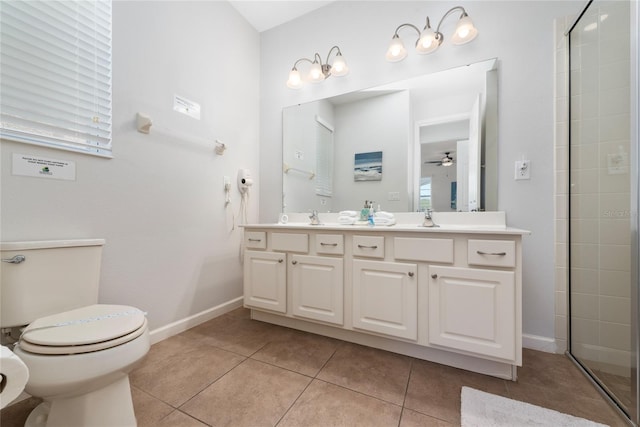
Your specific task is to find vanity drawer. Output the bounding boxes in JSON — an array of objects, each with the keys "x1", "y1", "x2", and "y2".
[
  {"x1": 272, "y1": 232, "x2": 309, "y2": 253},
  {"x1": 245, "y1": 231, "x2": 266, "y2": 249},
  {"x1": 468, "y1": 239, "x2": 515, "y2": 268},
  {"x1": 394, "y1": 237, "x2": 454, "y2": 263},
  {"x1": 353, "y1": 235, "x2": 385, "y2": 258},
  {"x1": 315, "y1": 234, "x2": 344, "y2": 255}
]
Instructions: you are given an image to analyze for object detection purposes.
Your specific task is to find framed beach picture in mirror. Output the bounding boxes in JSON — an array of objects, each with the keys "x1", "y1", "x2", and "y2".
[{"x1": 354, "y1": 151, "x2": 382, "y2": 181}]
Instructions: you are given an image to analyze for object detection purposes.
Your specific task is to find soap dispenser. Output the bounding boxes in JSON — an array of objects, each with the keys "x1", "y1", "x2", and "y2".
[
  {"x1": 367, "y1": 201, "x2": 375, "y2": 226},
  {"x1": 360, "y1": 200, "x2": 369, "y2": 221}
]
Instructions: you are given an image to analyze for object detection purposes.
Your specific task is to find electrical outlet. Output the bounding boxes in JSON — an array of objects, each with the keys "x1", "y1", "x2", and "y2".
[
  {"x1": 515, "y1": 160, "x2": 531, "y2": 180},
  {"x1": 388, "y1": 191, "x2": 400, "y2": 201}
]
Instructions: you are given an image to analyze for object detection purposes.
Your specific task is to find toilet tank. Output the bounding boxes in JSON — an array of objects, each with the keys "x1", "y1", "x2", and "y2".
[{"x1": 0, "y1": 239, "x2": 105, "y2": 328}]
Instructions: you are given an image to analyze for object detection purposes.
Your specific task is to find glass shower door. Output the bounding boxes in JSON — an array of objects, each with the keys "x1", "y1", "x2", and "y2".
[{"x1": 568, "y1": 0, "x2": 634, "y2": 420}]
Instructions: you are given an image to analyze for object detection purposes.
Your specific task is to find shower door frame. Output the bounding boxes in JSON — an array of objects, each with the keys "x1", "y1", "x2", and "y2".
[{"x1": 565, "y1": 0, "x2": 639, "y2": 425}]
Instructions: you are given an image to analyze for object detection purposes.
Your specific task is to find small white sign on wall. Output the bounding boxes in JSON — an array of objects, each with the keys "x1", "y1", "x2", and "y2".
[
  {"x1": 12, "y1": 153, "x2": 76, "y2": 181},
  {"x1": 173, "y1": 94, "x2": 201, "y2": 120}
]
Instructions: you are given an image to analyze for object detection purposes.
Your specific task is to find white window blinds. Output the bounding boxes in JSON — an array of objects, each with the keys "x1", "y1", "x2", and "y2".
[
  {"x1": 315, "y1": 115, "x2": 334, "y2": 197},
  {"x1": 0, "y1": 1, "x2": 113, "y2": 157}
]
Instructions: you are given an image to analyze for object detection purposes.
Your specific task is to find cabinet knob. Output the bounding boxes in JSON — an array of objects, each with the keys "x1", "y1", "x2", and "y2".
[
  {"x1": 278, "y1": 259, "x2": 284, "y2": 263},
  {"x1": 431, "y1": 274, "x2": 438, "y2": 279},
  {"x1": 408, "y1": 272, "x2": 414, "y2": 277},
  {"x1": 292, "y1": 260, "x2": 297, "y2": 265}
]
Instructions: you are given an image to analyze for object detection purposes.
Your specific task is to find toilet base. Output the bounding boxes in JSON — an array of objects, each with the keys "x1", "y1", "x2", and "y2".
[{"x1": 25, "y1": 376, "x2": 137, "y2": 427}]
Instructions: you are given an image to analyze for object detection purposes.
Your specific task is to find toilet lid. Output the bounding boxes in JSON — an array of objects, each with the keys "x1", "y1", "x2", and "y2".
[{"x1": 19, "y1": 304, "x2": 147, "y2": 355}]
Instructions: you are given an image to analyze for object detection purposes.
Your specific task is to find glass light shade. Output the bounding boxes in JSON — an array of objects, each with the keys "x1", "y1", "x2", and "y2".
[
  {"x1": 286, "y1": 68, "x2": 302, "y2": 89},
  {"x1": 442, "y1": 158, "x2": 453, "y2": 167},
  {"x1": 416, "y1": 27, "x2": 439, "y2": 54},
  {"x1": 330, "y1": 53, "x2": 349, "y2": 77},
  {"x1": 385, "y1": 35, "x2": 407, "y2": 62},
  {"x1": 451, "y1": 14, "x2": 478, "y2": 45},
  {"x1": 309, "y1": 61, "x2": 325, "y2": 83}
]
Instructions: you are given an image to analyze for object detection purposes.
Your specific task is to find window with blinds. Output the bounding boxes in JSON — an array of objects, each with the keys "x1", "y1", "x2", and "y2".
[
  {"x1": 0, "y1": 1, "x2": 113, "y2": 157},
  {"x1": 315, "y1": 116, "x2": 333, "y2": 197}
]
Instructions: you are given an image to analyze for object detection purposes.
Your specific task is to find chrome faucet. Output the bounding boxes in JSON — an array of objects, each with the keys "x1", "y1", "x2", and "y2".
[
  {"x1": 309, "y1": 210, "x2": 321, "y2": 225},
  {"x1": 422, "y1": 209, "x2": 438, "y2": 227}
]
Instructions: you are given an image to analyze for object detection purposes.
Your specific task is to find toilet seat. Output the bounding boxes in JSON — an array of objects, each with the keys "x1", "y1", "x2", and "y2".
[{"x1": 19, "y1": 304, "x2": 147, "y2": 355}]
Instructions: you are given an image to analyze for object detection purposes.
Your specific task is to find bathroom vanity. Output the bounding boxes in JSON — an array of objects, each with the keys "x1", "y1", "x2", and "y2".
[{"x1": 241, "y1": 212, "x2": 529, "y2": 380}]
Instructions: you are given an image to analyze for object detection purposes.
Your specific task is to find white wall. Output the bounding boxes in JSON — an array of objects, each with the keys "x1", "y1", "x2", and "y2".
[
  {"x1": 259, "y1": 1, "x2": 582, "y2": 341},
  {"x1": 0, "y1": 1, "x2": 260, "y2": 332},
  {"x1": 333, "y1": 91, "x2": 410, "y2": 212}
]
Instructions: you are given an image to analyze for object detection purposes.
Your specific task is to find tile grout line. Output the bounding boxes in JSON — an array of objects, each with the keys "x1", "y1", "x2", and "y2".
[
  {"x1": 164, "y1": 408, "x2": 213, "y2": 427},
  {"x1": 272, "y1": 341, "x2": 341, "y2": 426},
  {"x1": 131, "y1": 385, "x2": 213, "y2": 426},
  {"x1": 173, "y1": 355, "x2": 250, "y2": 412},
  {"x1": 314, "y1": 378, "x2": 406, "y2": 410},
  {"x1": 272, "y1": 375, "x2": 315, "y2": 427},
  {"x1": 397, "y1": 358, "x2": 415, "y2": 427}
]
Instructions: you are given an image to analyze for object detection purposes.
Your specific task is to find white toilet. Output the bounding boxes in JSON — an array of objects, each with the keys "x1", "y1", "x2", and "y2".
[{"x1": 0, "y1": 239, "x2": 150, "y2": 427}]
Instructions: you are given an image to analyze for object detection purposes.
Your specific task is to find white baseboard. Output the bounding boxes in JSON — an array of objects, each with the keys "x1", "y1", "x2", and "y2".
[
  {"x1": 149, "y1": 297, "x2": 244, "y2": 345},
  {"x1": 522, "y1": 333, "x2": 558, "y2": 353}
]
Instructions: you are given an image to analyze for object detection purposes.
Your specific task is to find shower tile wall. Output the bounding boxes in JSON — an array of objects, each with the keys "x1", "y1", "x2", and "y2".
[{"x1": 566, "y1": 1, "x2": 631, "y2": 376}]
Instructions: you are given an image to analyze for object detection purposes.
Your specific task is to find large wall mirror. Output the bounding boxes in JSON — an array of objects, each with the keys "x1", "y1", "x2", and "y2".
[{"x1": 282, "y1": 58, "x2": 498, "y2": 213}]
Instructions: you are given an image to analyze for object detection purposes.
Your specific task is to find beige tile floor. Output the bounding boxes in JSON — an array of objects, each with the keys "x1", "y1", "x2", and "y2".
[{"x1": 1, "y1": 308, "x2": 629, "y2": 427}]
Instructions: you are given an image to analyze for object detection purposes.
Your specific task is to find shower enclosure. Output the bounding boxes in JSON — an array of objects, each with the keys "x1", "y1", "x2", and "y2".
[{"x1": 567, "y1": 0, "x2": 638, "y2": 424}]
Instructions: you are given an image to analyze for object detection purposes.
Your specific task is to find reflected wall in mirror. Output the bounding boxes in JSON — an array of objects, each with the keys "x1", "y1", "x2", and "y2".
[{"x1": 282, "y1": 58, "x2": 498, "y2": 213}]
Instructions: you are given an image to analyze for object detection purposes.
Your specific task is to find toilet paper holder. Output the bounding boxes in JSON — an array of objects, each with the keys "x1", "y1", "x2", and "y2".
[{"x1": 0, "y1": 345, "x2": 29, "y2": 409}]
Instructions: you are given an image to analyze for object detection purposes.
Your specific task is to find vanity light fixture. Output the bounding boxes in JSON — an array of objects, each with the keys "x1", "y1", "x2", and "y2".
[
  {"x1": 386, "y1": 6, "x2": 478, "y2": 62},
  {"x1": 286, "y1": 45, "x2": 349, "y2": 89}
]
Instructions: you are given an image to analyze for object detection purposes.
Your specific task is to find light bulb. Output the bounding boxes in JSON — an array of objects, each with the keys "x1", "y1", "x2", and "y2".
[
  {"x1": 286, "y1": 68, "x2": 302, "y2": 89},
  {"x1": 385, "y1": 34, "x2": 407, "y2": 62},
  {"x1": 451, "y1": 14, "x2": 478, "y2": 45},
  {"x1": 309, "y1": 61, "x2": 325, "y2": 83},
  {"x1": 416, "y1": 27, "x2": 439, "y2": 54},
  {"x1": 330, "y1": 53, "x2": 349, "y2": 77}
]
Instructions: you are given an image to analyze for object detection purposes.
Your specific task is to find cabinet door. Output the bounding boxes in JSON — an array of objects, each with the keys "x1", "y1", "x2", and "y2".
[
  {"x1": 244, "y1": 250, "x2": 287, "y2": 313},
  {"x1": 291, "y1": 255, "x2": 343, "y2": 325},
  {"x1": 352, "y1": 259, "x2": 417, "y2": 340},
  {"x1": 428, "y1": 265, "x2": 515, "y2": 361}
]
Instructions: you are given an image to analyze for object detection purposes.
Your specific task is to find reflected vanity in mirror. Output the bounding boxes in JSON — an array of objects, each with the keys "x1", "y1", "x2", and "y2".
[{"x1": 282, "y1": 58, "x2": 498, "y2": 213}]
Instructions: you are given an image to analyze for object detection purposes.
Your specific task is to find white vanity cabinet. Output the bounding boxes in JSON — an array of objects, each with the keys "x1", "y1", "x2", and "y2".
[
  {"x1": 428, "y1": 265, "x2": 516, "y2": 360},
  {"x1": 352, "y1": 259, "x2": 417, "y2": 340},
  {"x1": 243, "y1": 231, "x2": 345, "y2": 324},
  {"x1": 427, "y1": 239, "x2": 518, "y2": 360},
  {"x1": 244, "y1": 250, "x2": 287, "y2": 313},
  {"x1": 242, "y1": 216, "x2": 528, "y2": 381},
  {"x1": 351, "y1": 234, "x2": 418, "y2": 340},
  {"x1": 291, "y1": 254, "x2": 344, "y2": 325}
]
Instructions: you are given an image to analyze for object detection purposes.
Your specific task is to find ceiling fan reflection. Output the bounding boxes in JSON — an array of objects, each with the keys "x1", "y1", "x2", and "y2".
[{"x1": 425, "y1": 152, "x2": 454, "y2": 167}]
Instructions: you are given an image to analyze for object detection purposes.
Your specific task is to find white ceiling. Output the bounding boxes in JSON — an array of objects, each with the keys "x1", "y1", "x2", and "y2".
[{"x1": 229, "y1": 1, "x2": 336, "y2": 33}]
